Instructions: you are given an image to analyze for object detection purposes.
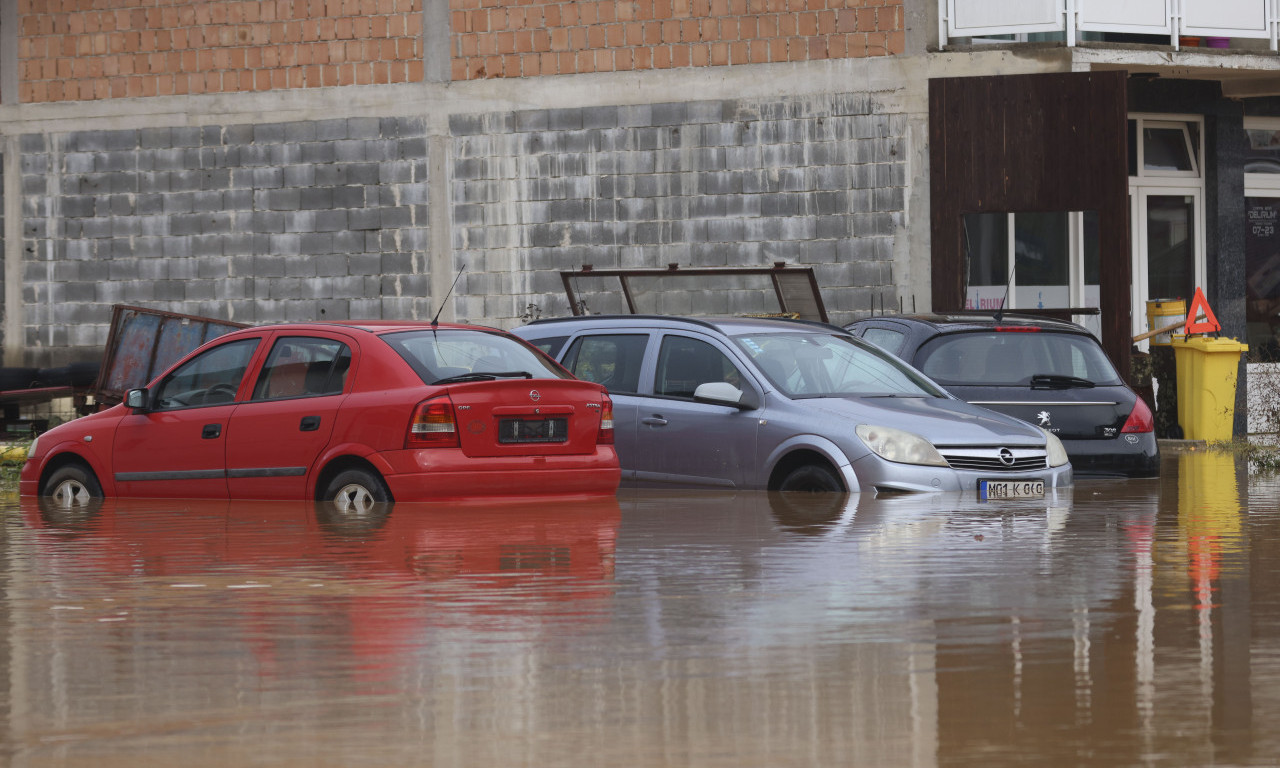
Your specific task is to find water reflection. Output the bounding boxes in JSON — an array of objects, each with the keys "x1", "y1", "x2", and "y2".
[{"x1": 1, "y1": 452, "x2": 1278, "y2": 765}]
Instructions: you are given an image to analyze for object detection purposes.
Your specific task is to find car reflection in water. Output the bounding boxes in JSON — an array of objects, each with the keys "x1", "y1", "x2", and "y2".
[
  {"x1": 23, "y1": 495, "x2": 621, "y2": 681},
  {"x1": 616, "y1": 486, "x2": 1094, "y2": 645},
  {"x1": 11, "y1": 459, "x2": 1270, "y2": 765}
]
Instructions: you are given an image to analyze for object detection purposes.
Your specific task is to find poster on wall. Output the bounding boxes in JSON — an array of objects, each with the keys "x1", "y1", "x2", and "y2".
[{"x1": 1245, "y1": 197, "x2": 1280, "y2": 356}]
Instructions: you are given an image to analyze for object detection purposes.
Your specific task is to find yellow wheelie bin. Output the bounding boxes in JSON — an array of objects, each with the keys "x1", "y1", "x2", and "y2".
[{"x1": 1171, "y1": 334, "x2": 1249, "y2": 441}]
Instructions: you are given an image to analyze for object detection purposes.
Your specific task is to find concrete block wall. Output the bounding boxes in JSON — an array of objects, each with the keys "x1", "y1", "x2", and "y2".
[
  {"x1": 450, "y1": 93, "x2": 904, "y2": 326},
  {"x1": 0, "y1": 152, "x2": 5, "y2": 349},
  {"x1": 18, "y1": 116, "x2": 430, "y2": 364}
]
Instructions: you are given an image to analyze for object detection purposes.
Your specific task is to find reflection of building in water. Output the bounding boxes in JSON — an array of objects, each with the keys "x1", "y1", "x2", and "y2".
[{"x1": 5, "y1": 472, "x2": 1280, "y2": 763}]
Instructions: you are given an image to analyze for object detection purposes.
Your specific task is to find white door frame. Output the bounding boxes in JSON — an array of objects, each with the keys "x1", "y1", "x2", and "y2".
[{"x1": 1128, "y1": 113, "x2": 1207, "y2": 344}]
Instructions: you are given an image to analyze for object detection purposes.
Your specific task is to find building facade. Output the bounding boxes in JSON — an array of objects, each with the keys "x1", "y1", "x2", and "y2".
[{"x1": 1, "y1": 0, "x2": 1279, "y2": 436}]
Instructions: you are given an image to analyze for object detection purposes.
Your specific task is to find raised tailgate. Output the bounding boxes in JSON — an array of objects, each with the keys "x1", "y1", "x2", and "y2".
[{"x1": 446, "y1": 379, "x2": 607, "y2": 457}]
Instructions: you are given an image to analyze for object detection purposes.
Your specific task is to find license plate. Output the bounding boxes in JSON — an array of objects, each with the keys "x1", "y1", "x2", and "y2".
[
  {"x1": 979, "y1": 479, "x2": 1045, "y2": 500},
  {"x1": 498, "y1": 417, "x2": 568, "y2": 444}
]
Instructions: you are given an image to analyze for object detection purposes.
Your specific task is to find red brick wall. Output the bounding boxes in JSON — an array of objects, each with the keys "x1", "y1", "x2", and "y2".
[
  {"x1": 17, "y1": 0, "x2": 424, "y2": 103},
  {"x1": 451, "y1": 0, "x2": 905, "y2": 80},
  {"x1": 12, "y1": 0, "x2": 905, "y2": 102}
]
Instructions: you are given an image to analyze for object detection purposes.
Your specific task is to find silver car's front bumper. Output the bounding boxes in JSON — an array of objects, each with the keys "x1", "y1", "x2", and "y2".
[{"x1": 850, "y1": 452, "x2": 1073, "y2": 494}]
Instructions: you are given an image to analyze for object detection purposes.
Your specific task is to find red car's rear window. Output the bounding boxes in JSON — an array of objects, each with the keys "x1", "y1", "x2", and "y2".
[{"x1": 382, "y1": 329, "x2": 570, "y2": 385}]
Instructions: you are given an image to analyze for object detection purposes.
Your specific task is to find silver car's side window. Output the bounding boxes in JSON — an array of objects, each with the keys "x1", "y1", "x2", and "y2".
[
  {"x1": 655, "y1": 336, "x2": 744, "y2": 399},
  {"x1": 563, "y1": 334, "x2": 648, "y2": 394}
]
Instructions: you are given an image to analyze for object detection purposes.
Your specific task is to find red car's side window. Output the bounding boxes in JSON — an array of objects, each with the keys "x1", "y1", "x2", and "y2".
[
  {"x1": 251, "y1": 337, "x2": 353, "y2": 401},
  {"x1": 152, "y1": 339, "x2": 260, "y2": 410}
]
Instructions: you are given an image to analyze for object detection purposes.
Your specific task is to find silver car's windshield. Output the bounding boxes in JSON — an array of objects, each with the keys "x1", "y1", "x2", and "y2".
[{"x1": 733, "y1": 332, "x2": 947, "y2": 399}]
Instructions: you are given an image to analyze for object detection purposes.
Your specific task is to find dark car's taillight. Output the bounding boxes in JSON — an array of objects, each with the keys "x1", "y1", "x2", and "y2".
[
  {"x1": 407, "y1": 396, "x2": 459, "y2": 448},
  {"x1": 597, "y1": 395, "x2": 614, "y2": 445},
  {"x1": 1121, "y1": 397, "x2": 1155, "y2": 434}
]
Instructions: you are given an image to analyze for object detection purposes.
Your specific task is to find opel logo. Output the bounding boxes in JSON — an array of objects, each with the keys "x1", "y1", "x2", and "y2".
[
  {"x1": 529, "y1": 389, "x2": 541, "y2": 402},
  {"x1": 998, "y1": 447, "x2": 1016, "y2": 466}
]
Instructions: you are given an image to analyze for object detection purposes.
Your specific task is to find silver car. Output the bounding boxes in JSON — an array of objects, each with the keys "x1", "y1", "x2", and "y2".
[{"x1": 514, "y1": 316, "x2": 1072, "y2": 497}]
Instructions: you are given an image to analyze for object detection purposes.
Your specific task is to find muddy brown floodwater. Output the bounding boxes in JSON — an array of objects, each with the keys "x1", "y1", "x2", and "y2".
[{"x1": 1, "y1": 449, "x2": 1279, "y2": 766}]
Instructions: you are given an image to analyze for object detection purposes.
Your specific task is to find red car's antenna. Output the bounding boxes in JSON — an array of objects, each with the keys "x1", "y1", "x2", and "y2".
[{"x1": 430, "y1": 266, "x2": 465, "y2": 327}]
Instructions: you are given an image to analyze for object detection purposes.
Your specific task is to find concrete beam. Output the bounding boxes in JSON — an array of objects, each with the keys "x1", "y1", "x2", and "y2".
[
  {"x1": 0, "y1": 0, "x2": 17, "y2": 107},
  {"x1": 2, "y1": 134, "x2": 21, "y2": 365},
  {"x1": 423, "y1": 0, "x2": 451, "y2": 84},
  {"x1": 1222, "y1": 77, "x2": 1280, "y2": 98}
]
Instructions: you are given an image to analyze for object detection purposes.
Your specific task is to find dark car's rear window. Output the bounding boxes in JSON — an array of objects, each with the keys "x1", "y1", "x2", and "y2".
[{"x1": 917, "y1": 331, "x2": 1123, "y2": 386}]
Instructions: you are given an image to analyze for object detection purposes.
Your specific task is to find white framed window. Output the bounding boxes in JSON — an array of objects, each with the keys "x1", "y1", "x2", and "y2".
[{"x1": 962, "y1": 210, "x2": 1101, "y2": 336}]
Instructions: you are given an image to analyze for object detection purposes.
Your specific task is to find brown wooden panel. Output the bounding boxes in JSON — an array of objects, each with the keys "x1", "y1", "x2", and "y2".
[{"x1": 929, "y1": 71, "x2": 1131, "y2": 380}]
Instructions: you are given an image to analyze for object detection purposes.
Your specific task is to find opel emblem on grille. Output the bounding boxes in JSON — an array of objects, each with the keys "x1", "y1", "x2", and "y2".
[
  {"x1": 998, "y1": 447, "x2": 1016, "y2": 466},
  {"x1": 529, "y1": 389, "x2": 541, "y2": 402}
]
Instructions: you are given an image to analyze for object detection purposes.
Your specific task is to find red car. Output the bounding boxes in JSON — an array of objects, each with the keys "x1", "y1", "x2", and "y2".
[{"x1": 21, "y1": 322, "x2": 620, "y2": 506}]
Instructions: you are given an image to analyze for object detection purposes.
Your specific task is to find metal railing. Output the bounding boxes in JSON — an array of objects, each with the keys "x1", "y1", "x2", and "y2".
[{"x1": 940, "y1": 0, "x2": 1280, "y2": 51}]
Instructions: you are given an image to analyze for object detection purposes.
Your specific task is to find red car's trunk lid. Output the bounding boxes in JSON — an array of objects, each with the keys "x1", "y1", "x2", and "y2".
[{"x1": 445, "y1": 379, "x2": 607, "y2": 458}]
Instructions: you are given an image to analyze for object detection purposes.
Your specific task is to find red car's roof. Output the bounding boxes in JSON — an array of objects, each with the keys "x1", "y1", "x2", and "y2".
[{"x1": 230, "y1": 321, "x2": 505, "y2": 335}]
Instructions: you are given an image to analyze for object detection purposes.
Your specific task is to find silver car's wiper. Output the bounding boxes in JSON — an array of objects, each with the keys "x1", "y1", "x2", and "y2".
[
  {"x1": 1030, "y1": 374, "x2": 1095, "y2": 389},
  {"x1": 431, "y1": 371, "x2": 533, "y2": 385},
  {"x1": 862, "y1": 393, "x2": 931, "y2": 398}
]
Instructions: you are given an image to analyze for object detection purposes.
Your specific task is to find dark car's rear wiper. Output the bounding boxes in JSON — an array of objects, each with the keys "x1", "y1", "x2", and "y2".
[
  {"x1": 431, "y1": 371, "x2": 533, "y2": 385},
  {"x1": 1030, "y1": 374, "x2": 1096, "y2": 389}
]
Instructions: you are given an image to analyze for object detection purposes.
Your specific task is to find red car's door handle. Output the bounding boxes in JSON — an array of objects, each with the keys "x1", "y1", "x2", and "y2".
[
  {"x1": 202, "y1": 423, "x2": 222, "y2": 439},
  {"x1": 299, "y1": 415, "x2": 321, "y2": 432}
]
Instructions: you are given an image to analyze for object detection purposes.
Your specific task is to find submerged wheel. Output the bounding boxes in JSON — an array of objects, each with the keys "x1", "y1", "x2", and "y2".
[
  {"x1": 43, "y1": 464, "x2": 104, "y2": 508},
  {"x1": 322, "y1": 468, "x2": 391, "y2": 514},
  {"x1": 778, "y1": 464, "x2": 844, "y2": 493}
]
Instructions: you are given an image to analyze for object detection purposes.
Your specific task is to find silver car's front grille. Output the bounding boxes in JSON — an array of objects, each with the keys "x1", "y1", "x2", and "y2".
[{"x1": 940, "y1": 447, "x2": 1048, "y2": 472}]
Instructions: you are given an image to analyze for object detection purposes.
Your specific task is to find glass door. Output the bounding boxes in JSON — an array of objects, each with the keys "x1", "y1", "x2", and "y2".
[
  {"x1": 1129, "y1": 188, "x2": 1204, "y2": 346},
  {"x1": 1128, "y1": 115, "x2": 1206, "y2": 348},
  {"x1": 1243, "y1": 118, "x2": 1280, "y2": 359}
]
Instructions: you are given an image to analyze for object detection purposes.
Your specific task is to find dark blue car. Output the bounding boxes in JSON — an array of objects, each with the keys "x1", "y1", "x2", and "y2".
[{"x1": 846, "y1": 313, "x2": 1159, "y2": 479}]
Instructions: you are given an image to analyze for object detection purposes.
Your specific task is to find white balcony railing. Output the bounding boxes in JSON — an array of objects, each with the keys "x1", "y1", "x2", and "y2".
[{"x1": 941, "y1": 0, "x2": 1280, "y2": 51}]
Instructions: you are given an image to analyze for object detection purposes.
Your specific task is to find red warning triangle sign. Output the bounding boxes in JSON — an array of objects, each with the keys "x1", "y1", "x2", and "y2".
[{"x1": 1183, "y1": 286, "x2": 1221, "y2": 335}]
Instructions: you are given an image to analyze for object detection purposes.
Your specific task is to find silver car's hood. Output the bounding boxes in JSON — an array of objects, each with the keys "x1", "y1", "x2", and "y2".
[{"x1": 796, "y1": 394, "x2": 1046, "y2": 447}]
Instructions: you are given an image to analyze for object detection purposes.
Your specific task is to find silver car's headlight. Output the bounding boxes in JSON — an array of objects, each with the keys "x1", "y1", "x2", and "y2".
[
  {"x1": 1040, "y1": 427, "x2": 1070, "y2": 467},
  {"x1": 855, "y1": 424, "x2": 948, "y2": 467}
]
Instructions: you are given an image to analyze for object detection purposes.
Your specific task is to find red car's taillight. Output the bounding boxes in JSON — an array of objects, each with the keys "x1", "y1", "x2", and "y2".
[
  {"x1": 1121, "y1": 396, "x2": 1155, "y2": 434},
  {"x1": 407, "y1": 396, "x2": 459, "y2": 448},
  {"x1": 597, "y1": 395, "x2": 614, "y2": 445}
]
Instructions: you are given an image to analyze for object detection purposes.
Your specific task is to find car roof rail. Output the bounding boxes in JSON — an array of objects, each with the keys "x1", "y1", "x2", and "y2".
[{"x1": 522, "y1": 314, "x2": 723, "y2": 331}]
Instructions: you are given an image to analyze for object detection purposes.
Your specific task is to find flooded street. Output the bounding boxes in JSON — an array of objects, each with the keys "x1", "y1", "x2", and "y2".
[{"x1": 2, "y1": 449, "x2": 1279, "y2": 766}]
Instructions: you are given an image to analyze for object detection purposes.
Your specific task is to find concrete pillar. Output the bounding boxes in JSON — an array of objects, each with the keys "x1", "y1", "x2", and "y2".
[{"x1": 0, "y1": 0, "x2": 17, "y2": 106}]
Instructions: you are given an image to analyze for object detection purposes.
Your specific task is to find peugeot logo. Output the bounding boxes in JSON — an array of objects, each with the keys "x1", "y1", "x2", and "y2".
[
  {"x1": 529, "y1": 389, "x2": 541, "y2": 402},
  {"x1": 998, "y1": 447, "x2": 1016, "y2": 466}
]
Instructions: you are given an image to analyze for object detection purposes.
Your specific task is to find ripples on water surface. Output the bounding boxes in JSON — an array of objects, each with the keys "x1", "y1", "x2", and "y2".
[{"x1": 2, "y1": 449, "x2": 1280, "y2": 766}]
